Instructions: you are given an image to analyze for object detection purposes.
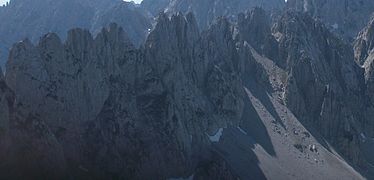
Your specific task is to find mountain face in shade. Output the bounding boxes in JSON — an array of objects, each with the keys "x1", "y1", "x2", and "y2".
[
  {"x1": 3, "y1": 13, "x2": 244, "y2": 178},
  {"x1": 3, "y1": 0, "x2": 374, "y2": 179},
  {"x1": 286, "y1": 0, "x2": 374, "y2": 41},
  {"x1": 2, "y1": 8, "x2": 374, "y2": 179},
  {"x1": 0, "y1": 0, "x2": 152, "y2": 69}
]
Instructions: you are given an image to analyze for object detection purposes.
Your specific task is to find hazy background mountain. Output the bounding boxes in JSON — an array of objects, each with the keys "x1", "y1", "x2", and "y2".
[
  {"x1": 0, "y1": 0, "x2": 151, "y2": 70},
  {"x1": 286, "y1": 0, "x2": 374, "y2": 41}
]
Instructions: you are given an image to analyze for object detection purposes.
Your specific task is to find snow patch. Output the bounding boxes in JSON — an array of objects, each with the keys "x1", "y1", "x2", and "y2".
[
  {"x1": 237, "y1": 127, "x2": 248, "y2": 135},
  {"x1": 207, "y1": 128, "x2": 224, "y2": 142},
  {"x1": 332, "y1": 23, "x2": 339, "y2": 29}
]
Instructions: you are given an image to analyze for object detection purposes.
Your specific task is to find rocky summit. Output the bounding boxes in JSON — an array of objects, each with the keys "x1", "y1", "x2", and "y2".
[{"x1": 2, "y1": 0, "x2": 374, "y2": 179}]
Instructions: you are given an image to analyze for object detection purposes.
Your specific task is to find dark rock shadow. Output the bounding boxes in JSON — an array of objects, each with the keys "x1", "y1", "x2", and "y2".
[
  {"x1": 244, "y1": 77, "x2": 286, "y2": 129},
  {"x1": 240, "y1": 89, "x2": 277, "y2": 157},
  {"x1": 213, "y1": 128, "x2": 267, "y2": 180}
]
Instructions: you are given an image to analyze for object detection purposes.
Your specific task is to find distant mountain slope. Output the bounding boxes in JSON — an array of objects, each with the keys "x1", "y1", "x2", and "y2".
[
  {"x1": 287, "y1": 0, "x2": 374, "y2": 41},
  {"x1": 142, "y1": 0, "x2": 285, "y2": 29},
  {"x1": 0, "y1": 0, "x2": 151, "y2": 69}
]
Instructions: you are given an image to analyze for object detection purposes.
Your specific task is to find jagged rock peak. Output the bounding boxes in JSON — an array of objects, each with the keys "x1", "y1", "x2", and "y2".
[
  {"x1": 6, "y1": 38, "x2": 36, "y2": 69},
  {"x1": 17, "y1": 23, "x2": 134, "y2": 54},
  {"x1": 208, "y1": 17, "x2": 233, "y2": 41},
  {"x1": 237, "y1": 7, "x2": 278, "y2": 60},
  {"x1": 66, "y1": 28, "x2": 94, "y2": 48},
  {"x1": 0, "y1": 0, "x2": 152, "y2": 69},
  {"x1": 146, "y1": 12, "x2": 200, "y2": 48},
  {"x1": 274, "y1": 10, "x2": 327, "y2": 36},
  {"x1": 39, "y1": 33, "x2": 62, "y2": 46},
  {"x1": 95, "y1": 22, "x2": 135, "y2": 50}
]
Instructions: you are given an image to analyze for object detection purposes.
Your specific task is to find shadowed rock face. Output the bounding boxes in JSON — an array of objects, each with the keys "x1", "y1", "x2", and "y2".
[
  {"x1": 2, "y1": 5, "x2": 374, "y2": 179},
  {"x1": 287, "y1": 0, "x2": 374, "y2": 41},
  {"x1": 0, "y1": 63, "x2": 68, "y2": 179},
  {"x1": 0, "y1": 0, "x2": 152, "y2": 69},
  {"x1": 237, "y1": 7, "x2": 279, "y2": 62},
  {"x1": 3, "y1": 12, "x2": 244, "y2": 179}
]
